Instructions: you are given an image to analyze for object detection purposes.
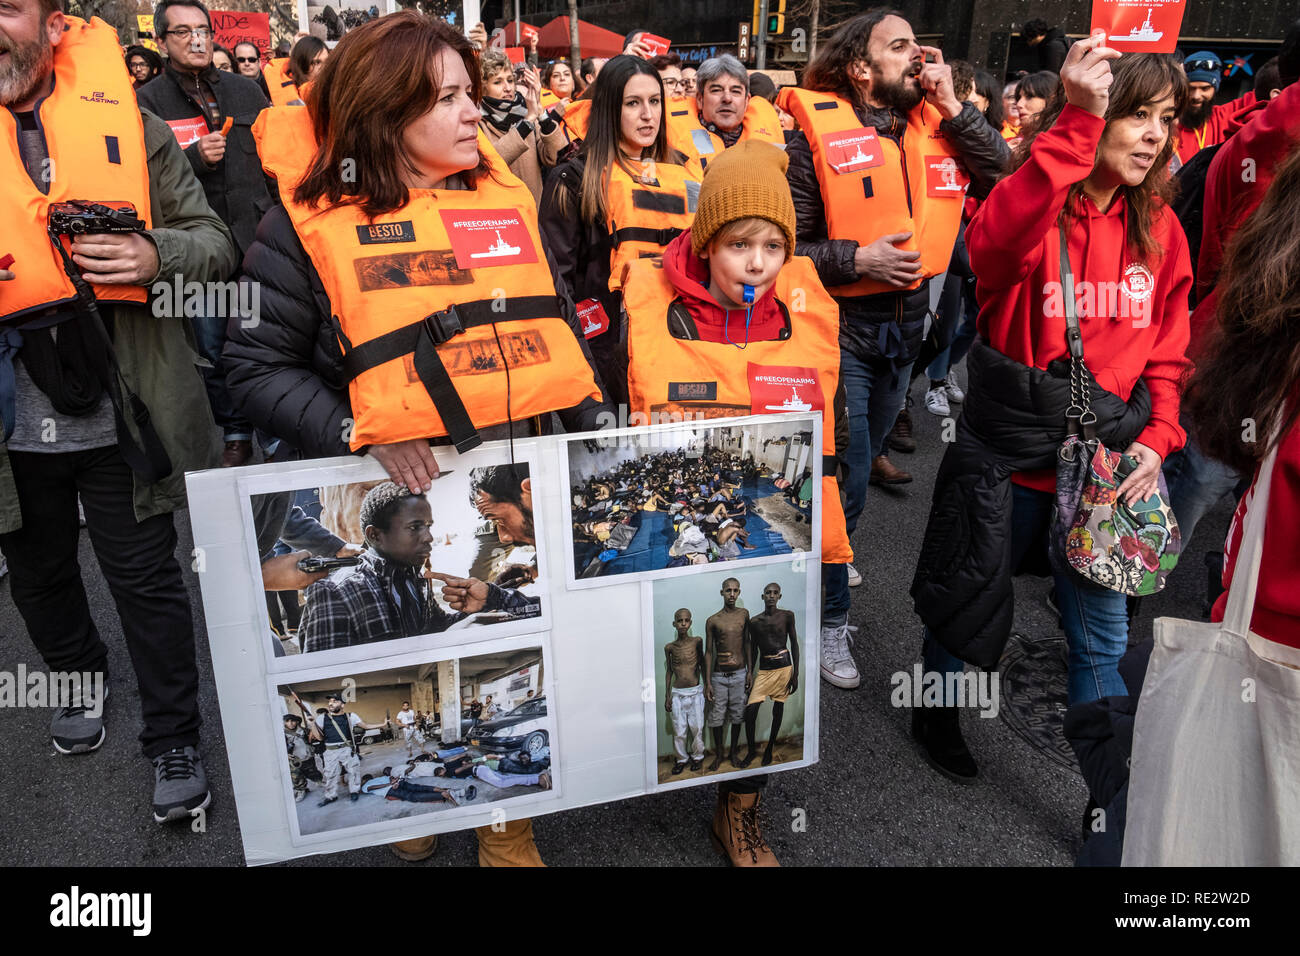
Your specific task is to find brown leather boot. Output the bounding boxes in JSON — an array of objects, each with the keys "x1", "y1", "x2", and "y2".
[
  {"x1": 870, "y1": 454, "x2": 913, "y2": 485},
  {"x1": 711, "y1": 790, "x2": 779, "y2": 867},
  {"x1": 475, "y1": 817, "x2": 546, "y2": 867},
  {"x1": 390, "y1": 834, "x2": 438, "y2": 862}
]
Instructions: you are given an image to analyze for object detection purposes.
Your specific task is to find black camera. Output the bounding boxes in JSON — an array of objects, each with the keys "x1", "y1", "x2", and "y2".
[{"x1": 47, "y1": 200, "x2": 145, "y2": 238}]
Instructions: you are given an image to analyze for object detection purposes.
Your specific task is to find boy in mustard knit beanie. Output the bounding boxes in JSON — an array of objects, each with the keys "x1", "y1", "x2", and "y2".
[{"x1": 621, "y1": 138, "x2": 854, "y2": 869}]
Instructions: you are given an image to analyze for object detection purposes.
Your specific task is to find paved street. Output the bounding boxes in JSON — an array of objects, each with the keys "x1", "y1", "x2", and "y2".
[{"x1": 0, "y1": 372, "x2": 1232, "y2": 867}]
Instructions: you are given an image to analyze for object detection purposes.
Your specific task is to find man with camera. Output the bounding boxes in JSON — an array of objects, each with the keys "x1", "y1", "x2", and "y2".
[{"x1": 0, "y1": 0, "x2": 235, "y2": 822}]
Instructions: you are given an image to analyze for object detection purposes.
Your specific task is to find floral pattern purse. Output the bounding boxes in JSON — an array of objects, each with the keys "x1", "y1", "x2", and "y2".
[{"x1": 1047, "y1": 228, "x2": 1181, "y2": 597}]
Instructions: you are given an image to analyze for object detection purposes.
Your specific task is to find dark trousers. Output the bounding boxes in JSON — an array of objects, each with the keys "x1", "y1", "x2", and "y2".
[{"x1": 0, "y1": 446, "x2": 201, "y2": 757}]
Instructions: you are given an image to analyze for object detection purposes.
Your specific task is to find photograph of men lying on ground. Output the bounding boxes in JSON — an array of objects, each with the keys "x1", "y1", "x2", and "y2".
[
  {"x1": 278, "y1": 645, "x2": 553, "y2": 837},
  {"x1": 249, "y1": 461, "x2": 543, "y2": 660},
  {"x1": 648, "y1": 563, "x2": 808, "y2": 788},
  {"x1": 564, "y1": 419, "x2": 816, "y2": 582}
]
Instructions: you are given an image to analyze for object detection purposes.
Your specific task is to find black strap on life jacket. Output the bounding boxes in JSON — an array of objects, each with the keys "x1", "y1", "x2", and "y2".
[
  {"x1": 339, "y1": 294, "x2": 561, "y2": 454},
  {"x1": 608, "y1": 226, "x2": 683, "y2": 249}
]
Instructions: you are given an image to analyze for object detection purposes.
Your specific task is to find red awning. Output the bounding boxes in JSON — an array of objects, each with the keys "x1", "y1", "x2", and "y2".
[{"x1": 533, "y1": 15, "x2": 625, "y2": 60}]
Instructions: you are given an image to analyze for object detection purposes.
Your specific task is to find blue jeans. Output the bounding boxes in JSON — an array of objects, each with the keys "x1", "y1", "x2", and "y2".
[
  {"x1": 921, "y1": 484, "x2": 1130, "y2": 707},
  {"x1": 1163, "y1": 433, "x2": 1244, "y2": 552},
  {"x1": 190, "y1": 312, "x2": 252, "y2": 442},
  {"x1": 840, "y1": 348, "x2": 914, "y2": 537},
  {"x1": 823, "y1": 561, "x2": 849, "y2": 626}
]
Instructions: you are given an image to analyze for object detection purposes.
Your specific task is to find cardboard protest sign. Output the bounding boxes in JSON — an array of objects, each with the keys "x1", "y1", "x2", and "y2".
[{"x1": 1092, "y1": 0, "x2": 1187, "y2": 53}]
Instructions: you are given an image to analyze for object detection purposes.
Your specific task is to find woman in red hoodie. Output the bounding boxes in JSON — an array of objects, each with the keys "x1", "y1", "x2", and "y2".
[
  {"x1": 912, "y1": 35, "x2": 1191, "y2": 782},
  {"x1": 1185, "y1": 141, "x2": 1300, "y2": 651}
]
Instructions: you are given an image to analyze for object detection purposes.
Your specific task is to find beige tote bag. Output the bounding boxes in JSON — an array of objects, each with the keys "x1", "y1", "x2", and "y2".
[{"x1": 1123, "y1": 444, "x2": 1300, "y2": 866}]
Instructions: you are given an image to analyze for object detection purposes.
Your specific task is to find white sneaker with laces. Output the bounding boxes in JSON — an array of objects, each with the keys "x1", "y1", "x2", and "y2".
[
  {"x1": 820, "y1": 623, "x2": 860, "y2": 689},
  {"x1": 846, "y1": 564, "x2": 862, "y2": 587},
  {"x1": 924, "y1": 386, "x2": 950, "y2": 418},
  {"x1": 944, "y1": 369, "x2": 965, "y2": 403}
]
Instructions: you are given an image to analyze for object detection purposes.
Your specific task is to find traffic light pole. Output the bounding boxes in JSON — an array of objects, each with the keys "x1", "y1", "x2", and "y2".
[{"x1": 756, "y1": 0, "x2": 768, "y2": 68}]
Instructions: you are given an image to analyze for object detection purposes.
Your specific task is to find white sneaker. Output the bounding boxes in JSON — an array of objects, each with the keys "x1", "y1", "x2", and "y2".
[
  {"x1": 924, "y1": 386, "x2": 950, "y2": 418},
  {"x1": 820, "y1": 623, "x2": 860, "y2": 689},
  {"x1": 846, "y1": 564, "x2": 862, "y2": 587},
  {"x1": 944, "y1": 369, "x2": 965, "y2": 403}
]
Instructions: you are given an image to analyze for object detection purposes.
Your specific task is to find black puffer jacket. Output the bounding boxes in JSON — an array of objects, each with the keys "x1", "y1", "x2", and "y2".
[
  {"x1": 787, "y1": 100, "x2": 1010, "y2": 369},
  {"x1": 910, "y1": 337, "x2": 1151, "y2": 668},
  {"x1": 137, "y1": 63, "x2": 273, "y2": 259},
  {"x1": 225, "y1": 205, "x2": 610, "y2": 459}
]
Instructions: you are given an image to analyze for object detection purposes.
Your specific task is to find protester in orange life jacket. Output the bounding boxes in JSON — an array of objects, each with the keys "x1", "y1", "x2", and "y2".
[
  {"x1": 1001, "y1": 79, "x2": 1020, "y2": 140},
  {"x1": 1172, "y1": 50, "x2": 1256, "y2": 168},
  {"x1": 478, "y1": 49, "x2": 566, "y2": 202},
  {"x1": 782, "y1": 10, "x2": 1008, "y2": 685},
  {"x1": 539, "y1": 54, "x2": 699, "y2": 407},
  {"x1": 652, "y1": 52, "x2": 684, "y2": 99},
  {"x1": 226, "y1": 15, "x2": 608, "y2": 864},
  {"x1": 290, "y1": 34, "x2": 327, "y2": 87},
  {"x1": 665, "y1": 54, "x2": 783, "y2": 173},
  {"x1": 136, "y1": 0, "x2": 269, "y2": 468},
  {"x1": 0, "y1": 4, "x2": 236, "y2": 824},
  {"x1": 912, "y1": 39, "x2": 1191, "y2": 783},
  {"x1": 622, "y1": 140, "x2": 850, "y2": 866}
]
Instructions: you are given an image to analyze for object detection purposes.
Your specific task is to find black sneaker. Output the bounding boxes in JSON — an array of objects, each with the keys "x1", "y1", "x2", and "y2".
[
  {"x1": 151, "y1": 746, "x2": 211, "y2": 823},
  {"x1": 51, "y1": 679, "x2": 110, "y2": 755},
  {"x1": 911, "y1": 706, "x2": 978, "y2": 783}
]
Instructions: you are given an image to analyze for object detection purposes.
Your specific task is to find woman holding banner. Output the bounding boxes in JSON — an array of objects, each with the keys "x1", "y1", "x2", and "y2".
[{"x1": 227, "y1": 11, "x2": 610, "y2": 863}]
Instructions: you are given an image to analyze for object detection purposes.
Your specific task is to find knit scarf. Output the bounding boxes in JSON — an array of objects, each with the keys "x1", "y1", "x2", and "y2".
[{"x1": 480, "y1": 92, "x2": 529, "y2": 133}]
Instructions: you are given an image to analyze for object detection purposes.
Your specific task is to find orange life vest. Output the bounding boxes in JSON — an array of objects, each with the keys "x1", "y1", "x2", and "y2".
[
  {"x1": 540, "y1": 89, "x2": 561, "y2": 110},
  {"x1": 623, "y1": 255, "x2": 852, "y2": 564},
  {"x1": 265, "y1": 58, "x2": 303, "y2": 107},
  {"x1": 603, "y1": 159, "x2": 699, "y2": 291},
  {"x1": 0, "y1": 16, "x2": 152, "y2": 322},
  {"x1": 253, "y1": 105, "x2": 602, "y2": 453},
  {"x1": 665, "y1": 97, "x2": 783, "y2": 172},
  {"x1": 1000, "y1": 120, "x2": 1019, "y2": 141},
  {"x1": 560, "y1": 98, "x2": 591, "y2": 141},
  {"x1": 777, "y1": 87, "x2": 967, "y2": 298}
]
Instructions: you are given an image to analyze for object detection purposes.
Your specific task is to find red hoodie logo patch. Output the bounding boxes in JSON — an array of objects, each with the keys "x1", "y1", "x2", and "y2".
[
  {"x1": 1120, "y1": 263, "x2": 1155, "y2": 303},
  {"x1": 748, "y1": 364, "x2": 823, "y2": 414}
]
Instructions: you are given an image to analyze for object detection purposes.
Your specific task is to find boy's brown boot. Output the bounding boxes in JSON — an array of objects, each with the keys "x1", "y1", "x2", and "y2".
[{"x1": 710, "y1": 790, "x2": 779, "y2": 867}]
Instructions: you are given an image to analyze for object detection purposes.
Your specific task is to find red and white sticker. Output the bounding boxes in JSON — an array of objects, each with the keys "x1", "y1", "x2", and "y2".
[
  {"x1": 747, "y1": 364, "x2": 824, "y2": 414},
  {"x1": 821, "y1": 128, "x2": 883, "y2": 174},
  {"x1": 639, "y1": 33, "x2": 671, "y2": 57},
  {"x1": 925, "y1": 155, "x2": 969, "y2": 197},
  {"x1": 165, "y1": 115, "x2": 210, "y2": 149},
  {"x1": 1091, "y1": 0, "x2": 1185, "y2": 54},
  {"x1": 438, "y1": 208, "x2": 538, "y2": 270},
  {"x1": 1120, "y1": 262, "x2": 1156, "y2": 302},
  {"x1": 576, "y1": 297, "x2": 610, "y2": 338}
]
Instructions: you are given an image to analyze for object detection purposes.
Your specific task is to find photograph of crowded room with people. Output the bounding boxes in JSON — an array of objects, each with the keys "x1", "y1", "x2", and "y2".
[{"x1": 562, "y1": 418, "x2": 818, "y2": 584}]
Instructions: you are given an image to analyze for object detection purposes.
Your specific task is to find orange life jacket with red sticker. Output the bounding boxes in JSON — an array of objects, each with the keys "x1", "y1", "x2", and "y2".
[
  {"x1": 776, "y1": 87, "x2": 966, "y2": 297},
  {"x1": 253, "y1": 105, "x2": 602, "y2": 453},
  {"x1": 622, "y1": 255, "x2": 852, "y2": 564},
  {"x1": 0, "y1": 16, "x2": 152, "y2": 322},
  {"x1": 603, "y1": 159, "x2": 699, "y2": 291},
  {"x1": 665, "y1": 97, "x2": 783, "y2": 173},
  {"x1": 265, "y1": 58, "x2": 303, "y2": 107}
]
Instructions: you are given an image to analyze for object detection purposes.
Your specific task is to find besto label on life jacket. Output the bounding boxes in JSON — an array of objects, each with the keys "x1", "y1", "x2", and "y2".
[
  {"x1": 667, "y1": 381, "x2": 718, "y2": 402},
  {"x1": 438, "y1": 208, "x2": 537, "y2": 269},
  {"x1": 164, "y1": 115, "x2": 210, "y2": 149},
  {"x1": 747, "y1": 364, "x2": 823, "y2": 414},
  {"x1": 356, "y1": 221, "x2": 416, "y2": 245},
  {"x1": 822, "y1": 128, "x2": 883, "y2": 174},
  {"x1": 576, "y1": 298, "x2": 610, "y2": 339},
  {"x1": 925, "y1": 155, "x2": 969, "y2": 197}
]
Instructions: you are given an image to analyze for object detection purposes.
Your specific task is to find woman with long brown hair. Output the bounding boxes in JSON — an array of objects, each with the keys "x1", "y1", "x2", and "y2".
[
  {"x1": 910, "y1": 35, "x2": 1191, "y2": 782},
  {"x1": 227, "y1": 12, "x2": 607, "y2": 863},
  {"x1": 1184, "y1": 141, "x2": 1300, "y2": 648},
  {"x1": 539, "y1": 54, "x2": 699, "y2": 405}
]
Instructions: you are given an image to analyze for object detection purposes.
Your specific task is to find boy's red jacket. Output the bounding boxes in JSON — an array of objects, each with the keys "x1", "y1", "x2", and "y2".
[
  {"x1": 1212, "y1": 419, "x2": 1300, "y2": 648},
  {"x1": 658, "y1": 230, "x2": 788, "y2": 344},
  {"x1": 1191, "y1": 81, "x2": 1300, "y2": 351},
  {"x1": 967, "y1": 104, "x2": 1192, "y2": 492}
]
